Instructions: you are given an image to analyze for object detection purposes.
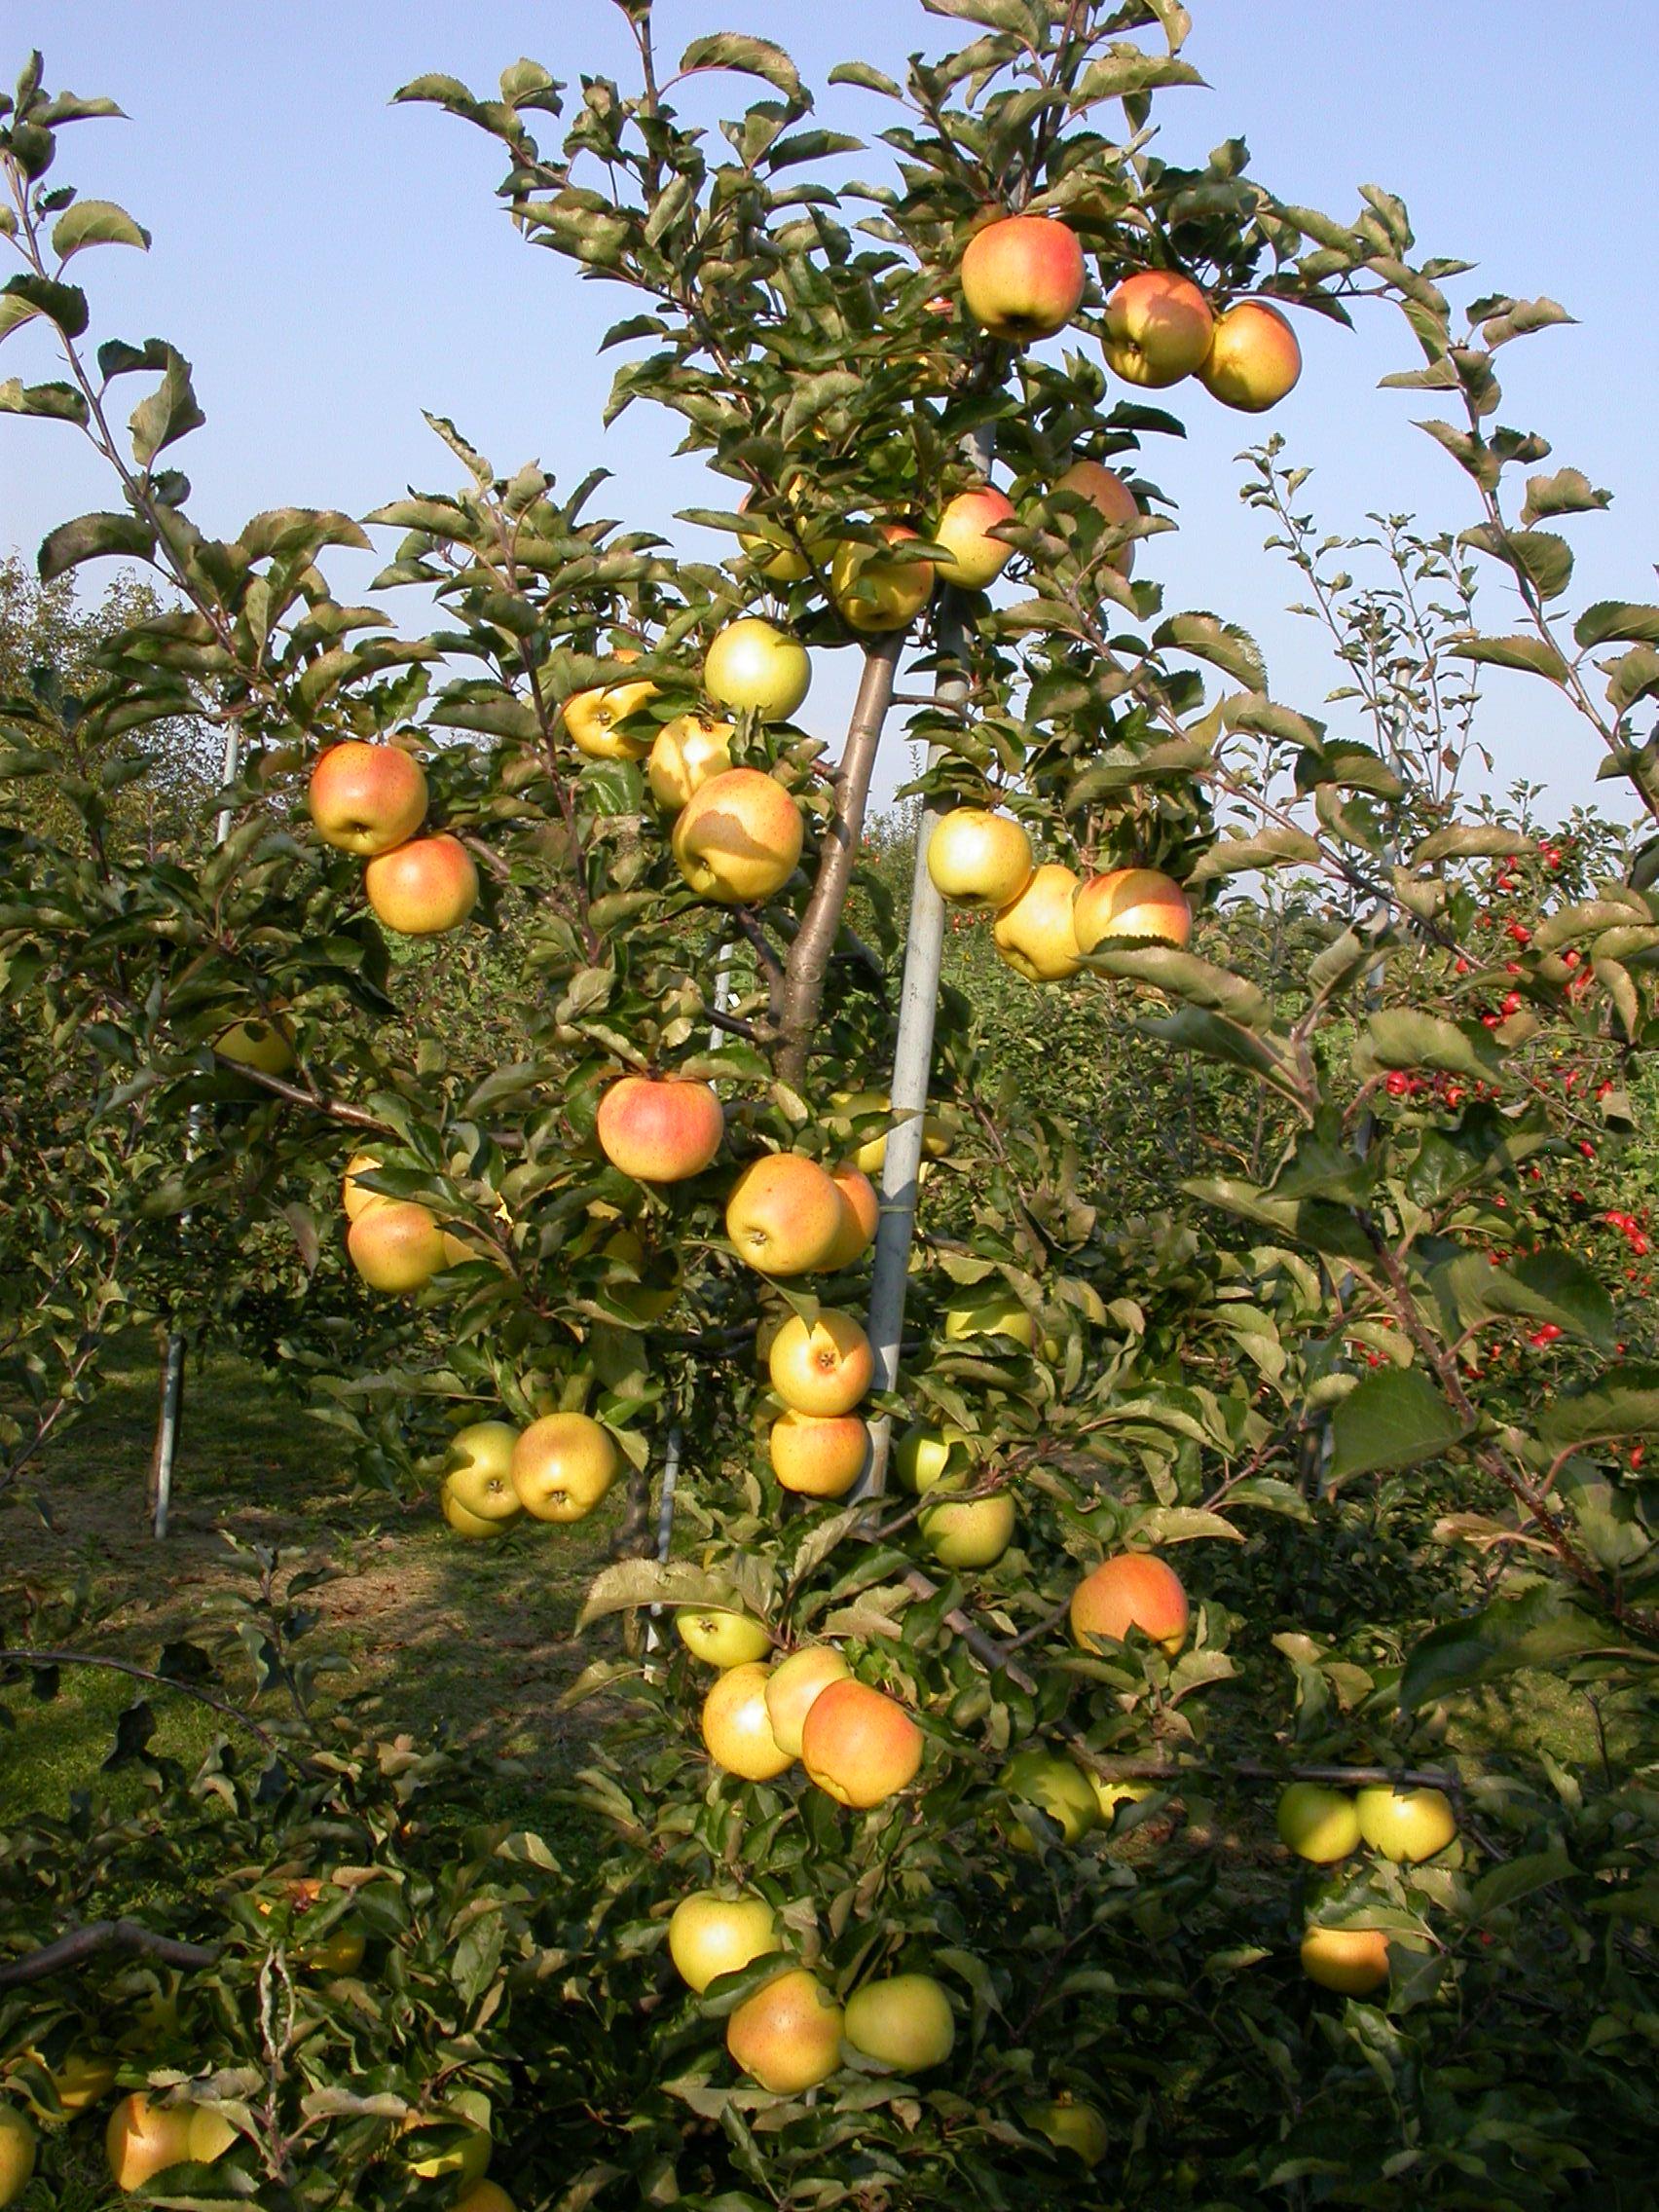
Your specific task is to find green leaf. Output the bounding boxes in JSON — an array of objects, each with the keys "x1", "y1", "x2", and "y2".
[
  {"x1": 1575, "y1": 601, "x2": 1659, "y2": 649},
  {"x1": 1446, "y1": 634, "x2": 1568, "y2": 682},
  {"x1": 1154, "y1": 612, "x2": 1267, "y2": 689},
  {"x1": 1187, "y1": 826, "x2": 1321, "y2": 881},
  {"x1": 1469, "y1": 1842, "x2": 1574, "y2": 1920},
  {"x1": 51, "y1": 196, "x2": 150, "y2": 259},
  {"x1": 1356, "y1": 1010, "x2": 1505, "y2": 1081},
  {"x1": 128, "y1": 348, "x2": 204, "y2": 467},
  {"x1": 0, "y1": 376, "x2": 88, "y2": 424},
  {"x1": 1410, "y1": 823, "x2": 1535, "y2": 865},
  {"x1": 679, "y1": 33, "x2": 804, "y2": 107},
  {"x1": 1400, "y1": 1584, "x2": 1621, "y2": 1711},
  {"x1": 1085, "y1": 944, "x2": 1267, "y2": 1025},
  {"x1": 1520, "y1": 466, "x2": 1609, "y2": 525},
  {"x1": 0, "y1": 272, "x2": 89, "y2": 341},
  {"x1": 1460, "y1": 523, "x2": 1573, "y2": 602},
  {"x1": 577, "y1": 1559, "x2": 735, "y2": 1626},
  {"x1": 1436, "y1": 1247, "x2": 1616, "y2": 1351},
  {"x1": 37, "y1": 509, "x2": 156, "y2": 580},
  {"x1": 1328, "y1": 1367, "x2": 1470, "y2": 1483},
  {"x1": 1538, "y1": 1363, "x2": 1659, "y2": 1452},
  {"x1": 828, "y1": 61, "x2": 904, "y2": 99}
]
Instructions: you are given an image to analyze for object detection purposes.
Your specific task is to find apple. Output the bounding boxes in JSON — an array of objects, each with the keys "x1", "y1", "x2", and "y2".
[
  {"x1": 894, "y1": 1422, "x2": 969, "y2": 1493},
  {"x1": 701, "y1": 1660, "x2": 793, "y2": 1781},
  {"x1": 105, "y1": 2095, "x2": 229, "y2": 2192},
  {"x1": 646, "y1": 713, "x2": 734, "y2": 810},
  {"x1": 1101, "y1": 268, "x2": 1214, "y2": 387},
  {"x1": 563, "y1": 651, "x2": 657, "y2": 760},
  {"x1": 212, "y1": 1013, "x2": 297, "y2": 1075},
  {"x1": 820, "y1": 1164, "x2": 878, "y2": 1271},
  {"x1": 31, "y1": 2050, "x2": 118, "y2": 2119},
  {"x1": 1277, "y1": 1783, "x2": 1361, "y2": 1864},
  {"x1": 1074, "y1": 866, "x2": 1191, "y2": 952},
  {"x1": 926, "y1": 808, "x2": 1033, "y2": 910},
  {"x1": 737, "y1": 489, "x2": 812, "y2": 582},
  {"x1": 1052, "y1": 461, "x2": 1139, "y2": 577},
  {"x1": 703, "y1": 617, "x2": 812, "y2": 722},
  {"x1": 932, "y1": 487, "x2": 1018, "y2": 591},
  {"x1": 675, "y1": 1606, "x2": 772, "y2": 1668},
  {"x1": 830, "y1": 524, "x2": 935, "y2": 633},
  {"x1": 1355, "y1": 1785, "x2": 1456, "y2": 1863},
  {"x1": 829, "y1": 1089, "x2": 951, "y2": 1177},
  {"x1": 1001, "y1": 1749, "x2": 1098, "y2": 1850},
  {"x1": 308, "y1": 738, "x2": 428, "y2": 855},
  {"x1": 1023, "y1": 2097, "x2": 1109, "y2": 2166},
  {"x1": 442, "y1": 1484, "x2": 503, "y2": 1539},
  {"x1": 510, "y1": 1412, "x2": 620, "y2": 1523},
  {"x1": 921, "y1": 1491, "x2": 1014, "y2": 1568},
  {"x1": 764, "y1": 1644, "x2": 853, "y2": 1756},
  {"x1": 600, "y1": 1224, "x2": 682, "y2": 1325},
  {"x1": 399, "y1": 2112, "x2": 491, "y2": 2185},
  {"x1": 993, "y1": 862, "x2": 1084, "y2": 980},
  {"x1": 596, "y1": 1075, "x2": 724, "y2": 1183},
  {"x1": 347, "y1": 1198, "x2": 449, "y2": 1293},
  {"x1": 770, "y1": 1411, "x2": 868, "y2": 1498},
  {"x1": 363, "y1": 832, "x2": 478, "y2": 937},
  {"x1": 667, "y1": 1891, "x2": 780, "y2": 1993},
  {"x1": 673, "y1": 767, "x2": 804, "y2": 904},
  {"x1": 1300, "y1": 1924, "x2": 1389, "y2": 1998},
  {"x1": 442, "y1": 1421, "x2": 522, "y2": 1524},
  {"x1": 0, "y1": 2109, "x2": 34, "y2": 2206},
  {"x1": 943, "y1": 1292, "x2": 1035, "y2": 1349},
  {"x1": 768, "y1": 1309, "x2": 873, "y2": 1417},
  {"x1": 1069, "y1": 1552, "x2": 1190, "y2": 1656},
  {"x1": 1199, "y1": 298, "x2": 1303, "y2": 412},
  {"x1": 725, "y1": 1154, "x2": 845, "y2": 1275},
  {"x1": 801, "y1": 1678, "x2": 923, "y2": 1808},
  {"x1": 960, "y1": 212, "x2": 1086, "y2": 343},
  {"x1": 342, "y1": 1149, "x2": 385, "y2": 1221},
  {"x1": 455, "y1": 2186, "x2": 517, "y2": 2212},
  {"x1": 1088, "y1": 1773, "x2": 1153, "y2": 1823},
  {"x1": 842, "y1": 1973, "x2": 955, "y2": 2070},
  {"x1": 726, "y1": 1968, "x2": 843, "y2": 2094}
]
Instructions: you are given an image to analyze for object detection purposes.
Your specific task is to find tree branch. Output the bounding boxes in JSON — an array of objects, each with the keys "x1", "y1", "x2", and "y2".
[{"x1": 0, "y1": 1919, "x2": 220, "y2": 1990}]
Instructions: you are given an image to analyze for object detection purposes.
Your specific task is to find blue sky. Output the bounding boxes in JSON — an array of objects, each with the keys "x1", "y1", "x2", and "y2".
[{"x1": 3, "y1": 2, "x2": 1655, "y2": 821}]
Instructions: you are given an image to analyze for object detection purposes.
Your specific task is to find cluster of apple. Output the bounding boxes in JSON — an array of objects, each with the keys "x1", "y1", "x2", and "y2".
[
  {"x1": 436, "y1": 1413, "x2": 622, "y2": 1537},
  {"x1": 309, "y1": 735, "x2": 481, "y2": 937},
  {"x1": 1277, "y1": 1777, "x2": 1458, "y2": 1998}
]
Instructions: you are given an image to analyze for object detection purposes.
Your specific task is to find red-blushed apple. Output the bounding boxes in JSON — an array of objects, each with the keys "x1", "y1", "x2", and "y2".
[
  {"x1": 213, "y1": 1014, "x2": 296, "y2": 1075},
  {"x1": 1300, "y1": 1924, "x2": 1389, "y2": 1997},
  {"x1": 363, "y1": 832, "x2": 478, "y2": 937},
  {"x1": 1355, "y1": 1785, "x2": 1456, "y2": 1862},
  {"x1": 510, "y1": 1412, "x2": 619, "y2": 1523},
  {"x1": 703, "y1": 616, "x2": 811, "y2": 721},
  {"x1": 1023, "y1": 2097, "x2": 1109, "y2": 2165},
  {"x1": 442, "y1": 1421, "x2": 522, "y2": 1525},
  {"x1": 1069, "y1": 1552, "x2": 1189, "y2": 1655},
  {"x1": 932, "y1": 486, "x2": 1018, "y2": 590},
  {"x1": 725, "y1": 1154, "x2": 844, "y2": 1275},
  {"x1": 308, "y1": 738, "x2": 428, "y2": 855},
  {"x1": 820, "y1": 1163, "x2": 878, "y2": 1272},
  {"x1": 701, "y1": 1660, "x2": 793, "y2": 1781},
  {"x1": 347, "y1": 1199, "x2": 449, "y2": 1294},
  {"x1": 672, "y1": 767, "x2": 803, "y2": 903},
  {"x1": 800, "y1": 1678, "x2": 923, "y2": 1807},
  {"x1": 842, "y1": 1973, "x2": 956, "y2": 2070},
  {"x1": 920, "y1": 1490, "x2": 1015, "y2": 1568},
  {"x1": 563, "y1": 651, "x2": 657, "y2": 760},
  {"x1": 830, "y1": 524, "x2": 935, "y2": 633},
  {"x1": 646, "y1": 713, "x2": 733, "y2": 810},
  {"x1": 993, "y1": 862, "x2": 1084, "y2": 980},
  {"x1": 770, "y1": 1410, "x2": 868, "y2": 1498},
  {"x1": 763, "y1": 1643, "x2": 852, "y2": 1756},
  {"x1": 1052, "y1": 461, "x2": 1140, "y2": 577},
  {"x1": 675, "y1": 1606, "x2": 772, "y2": 1668},
  {"x1": 960, "y1": 212, "x2": 1086, "y2": 342},
  {"x1": 1101, "y1": 268, "x2": 1214, "y2": 387},
  {"x1": 927, "y1": 808, "x2": 1033, "y2": 910},
  {"x1": 1001, "y1": 1748, "x2": 1098, "y2": 1850},
  {"x1": 726, "y1": 1968, "x2": 843, "y2": 2093},
  {"x1": 1073, "y1": 866, "x2": 1192, "y2": 952},
  {"x1": 768, "y1": 1309, "x2": 874, "y2": 1417},
  {"x1": 667, "y1": 1891, "x2": 780, "y2": 1993},
  {"x1": 1200, "y1": 298, "x2": 1303, "y2": 412},
  {"x1": 1277, "y1": 1783, "x2": 1361, "y2": 1863},
  {"x1": 596, "y1": 1075, "x2": 723, "y2": 1183}
]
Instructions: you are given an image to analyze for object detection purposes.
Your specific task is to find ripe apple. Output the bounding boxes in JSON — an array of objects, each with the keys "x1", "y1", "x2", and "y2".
[
  {"x1": 563, "y1": 652, "x2": 657, "y2": 760},
  {"x1": 1023, "y1": 2097, "x2": 1109, "y2": 2166},
  {"x1": 926, "y1": 808, "x2": 1033, "y2": 910},
  {"x1": 442, "y1": 1485, "x2": 502, "y2": 1539},
  {"x1": 703, "y1": 617, "x2": 812, "y2": 722},
  {"x1": 510, "y1": 1411, "x2": 620, "y2": 1523},
  {"x1": 1088, "y1": 1773, "x2": 1153, "y2": 1823},
  {"x1": 701, "y1": 1660, "x2": 793, "y2": 1781},
  {"x1": 1200, "y1": 298, "x2": 1303, "y2": 412},
  {"x1": 0, "y1": 2109, "x2": 34, "y2": 2206},
  {"x1": 213, "y1": 1013, "x2": 297, "y2": 1075},
  {"x1": 1355, "y1": 1785, "x2": 1456, "y2": 1863},
  {"x1": 342, "y1": 1149, "x2": 384, "y2": 1221},
  {"x1": 768, "y1": 1309, "x2": 873, "y2": 1417},
  {"x1": 829, "y1": 1089, "x2": 951, "y2": 1177},
  {"x1": 455, "y1": 2185, "x2": 517, "y2": 2212},
  {"x1": 308, "y1": 738, "x2": 428, "y2": 855},
  {"x1": 894, "y1": 1422, "x2": 969, "y2": 1493},
  {"x1": 675, "y1": 1606, "x2": 772, "y2": 1668},
  {"x1": 830, "y1": 524, "x2": 935, "y2": 633},
  {"x1": 921, "y1": 1491, "x2": 1015, "y2": 1569},
  {"x1": 105, "y1": 2095, "x2": 229, "y2": 2192},
  {"x1": 442, "y1": 1421, "x2": 522, "y2": 1522},
  {"x1": 646, "y1": 713, "x2": 734, "y2": 810},
  {"x1": 673, "y1": 767, "x2": 804, "y2": 903},
  {"x1": 993, "y1": 862, "x2": 1084, "y2": 980},
  {"x1": 770, "y1": 1411, "x2": 868, "y2": 1498},
  {"x1": 1052, "y1": 460, "x2": 1140, "y2": 577},
  {"x1": 347, "y1": 1199, "x2": 449, "y2": 1293},
  {"x1": 1101, "y1": 268, "x2": 1214, "y2": 387},
  {"x1": 596, "y1": 1075, "x2": 723, "y2": 1183},
  {"x1": 363, "y1": 832, "x2": 478, "y2": 937},
  {"x1": 600, "y1": 1224, "x2": 682, "y2": 1325},
  {"x1": 1074, "y1": 866, "x2": 1191, "y2": 953},
  {"x1": 801, "y1": 1678, "x2": 923, "y2": 1808},
  {"x1": 1300, "y1": 1924, "x2": 1389, "y2": 1997},
  {"x1": 820, "y1": 1164, "x2": 878, "y2": 1272},
  {"x1": 1001, "y1": 1749, "x2": 1099, "y2": 1850},
  {"x1": 1277, "y1": 1783, "x2": 1361, "y2": 1864},
  {"x1": 726, "y1": 1968, "x2": 843, "y2": 2094},
  {"x1": 398, "y1": 2112, "x2": 491, "y2": 2184},
  {"x1": 960, "y1": 212, "x2": 1086, "y2": 343},
  {"x1": 667, "y1": 1891, "x2": 780, "y2": 1993},
  {"x1": 737, "y1": 489, "x2": 812, "y2": 582},
  {"x1": 764, "y1": 1643, "x2": 852, "y2": 1756},
  {"x1": 1069, "y1": 1552, "x2": 1190, "y2": 1656},
  {"x1": 725, "y1": 1154, "x2": 844, "y2": 1275},
  {"x1": 932, "y1": 487, "x2": 1018, "y2": 591},
  {"x1": 34, "y1": 2049, "x2": 118, "y2": 2118},
  {"x1": 943, "y1": 1292, "x2": 1035, "y2": 1349},
  {"x1": 842, "y1": 1973, "x2": 955, "y2": 2070}
]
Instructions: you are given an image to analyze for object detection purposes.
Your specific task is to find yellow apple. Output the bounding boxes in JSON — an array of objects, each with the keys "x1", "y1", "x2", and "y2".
[
  {"x1": 960, "y1": 212, "x2": 1086, "y2": 343},
  {"x1": 993, "y1": 862, "x2": 1083, "y2": 980},
  {"x1": 0, "y1": 2108, "x2": 34, "y2": 2206},
  {"x1": 442, "y1": 1486, "x2": 503, "y2": 1539},
  {"x1": 213, "y1": 1013, "x2": 297, "y2": 1075},
  {"x1": 763, "y1": 1644, "x2": 853, "y2": 1757},
  {"x1": 1277, "y1": 1783, "x2": 1361, "y2": 1864},
  {"x1": 510, "y1": 1412, "x2": 620, "y2": 1523},
  {"x1": 1001, "y1": 1749, "x2": 1098, "y2": 1850},
  {"x1": 920, "y1": 1491, "x2": 1014, "y2": 1568},
  {"x1": 842, "y1": 1973, "x2": 955, "y2": 2070},
  {"x1": 596, "y1": 1075, "x2": 724, "y2": 1183},
  {"x1": 1052, "y1": 460, "x2": 1140, "y2": 577},
  {"x1": 1073, "y1": 866, "x2": 1191, "y2": 952},
  {"x1": 563, "y1": 651, "x2": 657, "y2": 760},
  {"x1": 801, "y1": 1678, "x2": 922, "y2": 1808},
  {"x1": 342, "y1": 1149, "x2": 385, "y2": 1221},
  {"x1": 1101, "y1": 268, "x2": 1214, "y2": 387},
  {"x1": 726, "y1": 1969, "x2": 843, "y2": 2094},
  {"x1": 894, "y1": 1422, "x2": 970, "y2": 1493},
  {"x1": 363, "y1": 832, "x2": 478, "y2": 937},
  {"x1": 675, "y1": 1606, "x2": 772, "y2": 1668},
  {"x1": 32, "y1": 2049, "x2": 118, "y2": 2119},
  {"x1": 770, "y1": 1411, "x2": 868, "y2": 1498},
  {"x1": 442, "y1": 1420, "x2": 522, "y2": 1524},
  {"x1": 1070, "y1": 1552, "x2": 1189, "y2": 1656},
  {"x1": 646, "y1": 713, "x2": 734, "y2": 810},
  {"x1": 932, "y1": 487, "x2": 1018, "y2": 591},
  {"x1": 926, "y1": 808, "x2": 1034, "y2": 910},
  {"x1": 347, "y1": 1198, "x2": 449, "y2": 1293},
  {"x1": 105, "y1": 2095, "x2": 227, "y2": 2192},
  {"x1": 703, "y1": 617, "x2": 811, "y2": 722},
  {"x1": 943, "y1": 1292, "x2": 1035, "y2": 1348},
  {"x1": 830, "y1": 1089, "x2": 951, "y2": 1176},
  {"x1": 1300, "y1": 1924, "x2": 1389, "y2": 1997},
  {"x1": 830, "y1": 524, "x2": 935, "y2": 634},
  {"x1": 308, "y1": 737, "x2": 428, "y2": 855},
  {"x1": 455, "y1": 2186, "x2": 518, "y2": 2212},
  {"x1": 701, "y1": 1660, "x2": 793, "y2": 1781},
  {"x1": 820, "y1": 1163, "x2": 878, "y2": 1271},
  {"x1": 736, "y1": 489, "x2": 812, "y2": 582},
  {"x1": 725, "y1": 1154, "x2": 844, "y2": 1275},
  {"x1": 1087, "y1": 1772, "x2": 1153, "y2": 1823},
  {"x1": 1355, "y1": 1785, "x2": 1456, "y2": 1863},
  {"x1": 1200, "y1": 298, "x2": 1303, "y2": 412},
  {"x1": 768, "y1": 1309, "x2": 873, "y2": 1417},
  {"x1": 1023, "y1": 2097, "x2": 1109, "y2": 2165},
  {"x1": 673, "y1": 767, "x2": 804, "y2": 903},
  {"x1": 667, "y1": 1891, "x2": 781, "y2": 1993},
  {"x1": 398, "y1": 2112, "x2": 491, "y2": 2185}
]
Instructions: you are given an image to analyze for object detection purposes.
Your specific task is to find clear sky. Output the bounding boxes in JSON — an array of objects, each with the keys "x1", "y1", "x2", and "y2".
[{"x1": 3, "y1": 2, "x2": 1654, "y2": 823}]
